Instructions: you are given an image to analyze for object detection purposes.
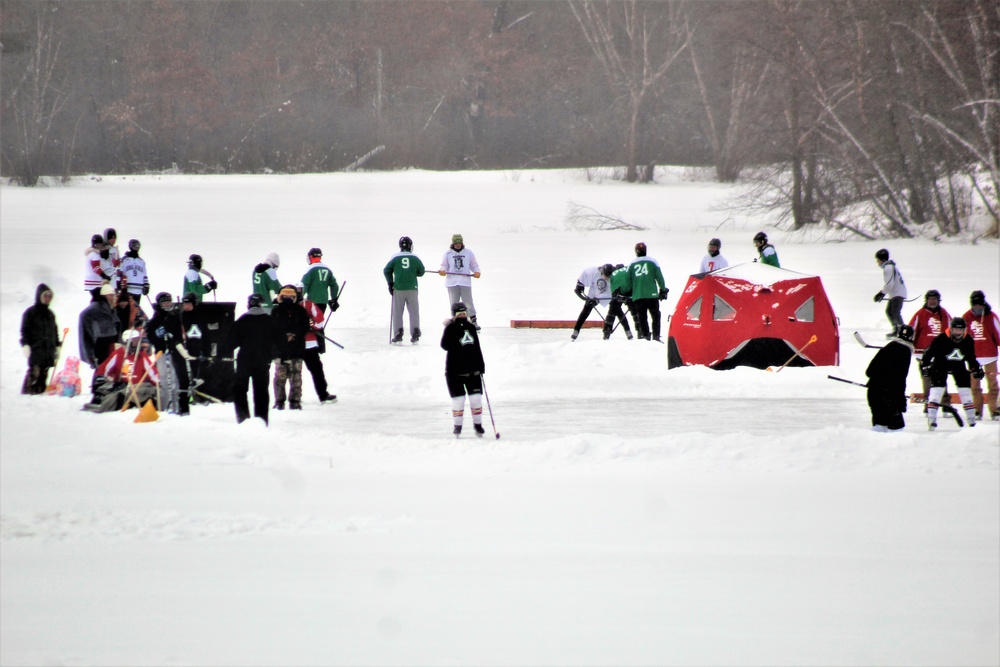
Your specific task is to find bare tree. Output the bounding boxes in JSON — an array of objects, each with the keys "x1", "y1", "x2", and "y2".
[{"x1": 568, "y1": 0, "x2": 689, "y2": 182}]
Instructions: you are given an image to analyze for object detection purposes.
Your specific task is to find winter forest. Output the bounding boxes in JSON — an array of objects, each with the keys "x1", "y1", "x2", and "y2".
[{"x1": 2, "y1": 0, "x2": 998, "y2": 239}]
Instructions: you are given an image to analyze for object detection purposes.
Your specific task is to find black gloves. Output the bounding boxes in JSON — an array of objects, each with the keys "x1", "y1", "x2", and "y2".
[
  {"x1": 586, "y1": 297, "x2": 598, "y2": 307},
  {"x1": 973, "y1": 366, "x2": 985, "y2": 380},
  {"x1": 873, "y1": 292, "x2": 885, "y2": 303},
  {"x1": 206, "y1": 280, "x2": 218, "y2": 291},
  {"x1": 658, "y1": 288, "x2": 669, "y2": 301},
  {"x1": 254, "y1": 262, "x2": 269, "y2": 273},
  {"x1": 330, "y1": 299, "x2": 340, "y2": 312},
  {"x1": 574, "y1": 283, "x2": 586, "y2": 301},
  {"x1": 388, "y1": 282, "x2": 394, "y2": 295},
  {"x1": 142, "y1": 284, "x2": 150, "y2": 295}
]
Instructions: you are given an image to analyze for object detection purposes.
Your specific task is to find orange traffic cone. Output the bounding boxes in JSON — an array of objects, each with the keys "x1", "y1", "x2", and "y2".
[{"x1": 134, "y1": 399, "x2": 159, "y2": 423}]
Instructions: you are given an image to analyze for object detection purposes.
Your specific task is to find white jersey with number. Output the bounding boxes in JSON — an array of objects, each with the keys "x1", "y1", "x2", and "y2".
[
  {"x1": 700, "y1": 253, "x2": 729, "y2": 274},
  {"x1": 120, "y1": 255, "x2": 149, "y2": 296},
  {"x1": 578, "y1": 266, "x2": 612, "y2": 304},
  {"x1": 440, "y1": 248, "x2": 481, "y2": 287}
]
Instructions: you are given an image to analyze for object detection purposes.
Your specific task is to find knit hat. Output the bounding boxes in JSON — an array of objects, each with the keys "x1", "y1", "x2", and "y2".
[
  {"x1": 278, "y1": 285, "x2": 297, "y2": 302},
  {"x1": 99, "y1": 283, "x2": 115, "y2": 296},
  {"x1": 266, "y1": 252, "x2": 280, "y2": 268},
  {"x1": 451, "y1": 234, "x2": 463, "y2": 245}
]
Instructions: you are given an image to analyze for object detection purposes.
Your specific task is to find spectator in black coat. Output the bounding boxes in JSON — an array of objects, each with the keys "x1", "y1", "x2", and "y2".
[
  {"x1": 270, "y1": 285, "x2": 310, "y2": 410},
  {"x1": 20, "y1": 283, "x2": 60, "y2": 394},
  {"x1": 440, "y1": 301, "x2": 486, "y2": 437},
  {"x1": 79, "y1": 283, "x2": 120, "y2": 370},
  {"x1": 865, "y1": 325, "x2": 914, "y2": 431},
  {"x1": 225, "y1": 294, "x2": 279, "y2": 424},
  {"x1": 147, "y1": 291, "x2": 194, "y2": 415}
]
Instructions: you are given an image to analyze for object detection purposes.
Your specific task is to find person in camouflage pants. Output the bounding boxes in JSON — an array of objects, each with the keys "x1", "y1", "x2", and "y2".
[{"x1": 271, "y1": 285, "x2": 310, "y2": 410}]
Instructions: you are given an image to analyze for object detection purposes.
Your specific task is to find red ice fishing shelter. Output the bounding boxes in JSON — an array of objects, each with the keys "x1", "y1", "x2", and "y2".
[{"x1": 667, "y1": 263, "x2": 839, "y2": 370}]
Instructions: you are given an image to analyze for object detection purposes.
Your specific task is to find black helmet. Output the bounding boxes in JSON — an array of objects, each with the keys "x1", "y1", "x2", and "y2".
[
  {"x1": 970, "y1": 290, "x2": 986, "y2": 306},
  {"x1": 875, "y1": 248, "x2": 889, "y2": 262},
  {"x1": 709, "y1": 238, "x2": 722, "y2": 248},
  {"x1": 451, "y1": 301, "x2": 468, "y2": 315},
  {"x1": 247, "y1": 293, "x2": 264, "y2": 308},
  {"x1": 399, "y1": 236, "x2": 413, "y2": 252},
  {"x1": 155, "y1": 291, "x2": 172, "y2": 307},
  {"x1": 308, "y1": 247, "x2": 323, "y2": 258},
  {"x1": 601, "y1": 263, "x2": 615, "y2": 277},
  {"x1": 925, "y1": 289, "x2": 941, "y2": 301},
  {"x1": 91, "y1": 233, "x2": 105, "y2": 248},
  {"x1": 753, "y1": 232, "x2": 768, "y2": 244},
  {"x1": 181, "y1": 292, "x2": 198, "y2": 305},
  {"x1": 188, "y1": 254, "x2": 203, "y2": 270},
  {"x1": 104, "y1": 227, "x2": 117, "y2": 242},
  {"x1": 896, "y1": 324, "x2": 914, "y2": 342},
  {"x1": 128, "y1": 239, "x2": 141, "y2": 253},
  {"x1": 635, "y1": 242, "x2": 647, "y2": 257},
  {"x1": 950, "y1": 317, "x2": 966, "y2": 330}
]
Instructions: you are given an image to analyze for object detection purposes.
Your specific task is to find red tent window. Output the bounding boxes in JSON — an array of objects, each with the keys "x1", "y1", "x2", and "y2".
[
  {"x1": 713, "y1": 295, "x2": 737, "y2": 321},
  {"x1": 686, "y1": 297, "x2": 702, "y2": 320},
  {"x1": 794, "y1": 297, "x2": 815, "y2": 322}
]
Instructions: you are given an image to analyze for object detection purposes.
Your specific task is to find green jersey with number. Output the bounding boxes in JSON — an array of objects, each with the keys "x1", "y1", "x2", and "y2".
[
  {"x1": 383, "y1": 252, "x2": 425, "y2": 291},
  {"x1": 609, "y1": 266, "x2": 631, "y2": 297},
  {"x1": 302, "y1": 262, "x2": 339, "y2": 305},
  {"x1": 625, "y1": 257, "x2": 665, "y2": 300}
]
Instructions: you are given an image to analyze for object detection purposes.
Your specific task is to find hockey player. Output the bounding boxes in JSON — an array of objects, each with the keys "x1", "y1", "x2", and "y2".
[
  {"x1": 962, "y1": 290, "x2": 1000, "y2": 421},
  {"x1": 865, "y1": 325, "x2": 914, "y2": 431},
  {"x1": 441, "y1": 302, "x2": 486, "y2": 437},
  {"x1": 79, "y1": 284, "x2": 120, "y2": 370},
  {"x1": 271, "y1": 285, "x2": 310, "y2": 410},
  {"x1": 147, "y1": 292, "x2": 194, "y2": 416},
  {"x1": 604, "y1": 263, "x2": 635, "y2": 340},
  {"x1": 120, "y1": 239, "x2": 151, "y2": 300},
  {"x1": 699, "y1": 238, "x2": 729, "y2": 274},
  {"x1": 103, "y1": 228, "x2": 122, "y2": 289},
  {"x1": 907, "y1": 289, "x2": 951, "y2": 403},
  {"x1": 438, "y1": 234, "x2": 482, "y2": 330},
  {"x1": 921, "y1": 317, "x2": 983, "y2": 430},
  {"x1": 20, "y1": 283, "x2": 60, "y2": 395},
  {"x1": 626, "y1": 243, "x2": 668, "y2": 341},
  {"x1": 753, "y1": 232, "x2": 780, "y2": 267},
  {"x1": 299, "y1": 289, "x2": 337, "y2": 404},
  {"x1": 302, "y1": 247, "x2": 340, "y2": 313},
  {"x1": 571, "y1": 264, "x2": 614, "y2": 340},
  {"x1": 183, "y1": 254, "x2": 217, "y2": 304},
  {"x1": 384, "y1": 236, "x2": 425, "y2": 344},
  {"x1": 224, "y1": 294, "x2": 278, "y2": 425},
  {"x1": 84, "y1": 233, "x2": 114, "y2": 299},
  {"x1": 253, "y1": 252, "x2": 282, "y2": 309},
  {"x1": 873, "y1": 248, "x2": 908, "y2": 337}
]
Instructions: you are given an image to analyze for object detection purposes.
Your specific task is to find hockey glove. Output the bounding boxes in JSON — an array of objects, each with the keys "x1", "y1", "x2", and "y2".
[
  {"x1": 973, "y1": 366, "x2": 985, "y2": 380},
  {"x1": 330, "y1": 299, "x2": 340, "y2": 312},
  {"x1": 873, "y1": 292, "x2": 885, "y2": 303},
  {"x1": 574, "y1": 283, "x2": 586, "y2": 301},
  {"x1": 254, "y1": 262, "x2": 269, "y2": 274},
  {"x1": 142, "y1": 283, "x2": 150, "y2": 295},
  {"x1": 206, "y1": 280, "x2": 218, "y2": 291},
  {"x1": 388, "y1": 282, "x2": 394, "y2": 295},
  {"x1": 658, "y1": 288, "x2": 670, "y2": 301},
  {"x1": 586, "y1": 298, "x2": 598, "y2": 307}
]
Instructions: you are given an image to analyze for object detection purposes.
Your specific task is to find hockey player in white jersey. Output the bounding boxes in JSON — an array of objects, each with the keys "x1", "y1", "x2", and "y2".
[
  {"x1": 120, "y1": 239, "x2": 151, "y2": 299},
  {"x1": 699, "y1": 238, "x2": 729, "y2": 274},
  {"x1": 571, "y1": 264, "x2": 614, "y2": 340},
  {"x1": 438, "y1": 234, "x2": 482, "y2": 330}
]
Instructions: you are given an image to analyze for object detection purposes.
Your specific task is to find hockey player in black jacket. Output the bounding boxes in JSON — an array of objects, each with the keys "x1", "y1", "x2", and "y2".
[
  {"x1": 147, "y1": 292, "x2": 193, "y2": 415},
  {"x1": 865, "y1": 325, "x2": 914, "y2": 431},
  {"x1": 441, "y1": 301, "x2": 486, "y2": 437},
  {"x1": 225, "y1": 293, "x2": 279, "y2": 424},
  {"x1": 921, "y1": 317, "x2": 983, "y2": 430}
]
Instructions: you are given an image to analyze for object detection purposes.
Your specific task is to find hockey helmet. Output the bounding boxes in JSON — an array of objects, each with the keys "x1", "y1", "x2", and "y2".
[
  {"x1": 155, "y1": 291, "x2": 173, "y2": 306},
  {"x1": 634, "y1": 242, "x2": 647, "y2": 257},
  {"x1": 924, "y1": 289, "x2": 941, "y2": 302},
  {"x1": 308, "y1": 247, "x2": 323, "y2": 259},
  {"x1": 91, "y1": 233, "x2": 105, "y2": 248},
  {"x1": 399, "y1": 236, "x2": 413, "y2": 252},
  {"x1": 753, "y1": 231, "x2": 768, "y2": 245},
  {"x1": 188, "y1": 253, "x2": 203, "y2": 270},
  {"x1": 181, "y1": 292, "x2": 198, "y2": 305},
  {"x1": 247, "y1": 293, "x2": 264, "y2": 309},
  {"x1": 970, "y1": 290, "x2": 986, "y2": 306},
  {"x1": 875, "y1": 248, "x2": 889, "y2": 262},
  {"x1": 949, "y1": 317, "x2": 967, "y2": 341},
  {"x1": 601, "y1": 263, "x2": 615, "y2": 277},
  {"x1": 896, "y1": 325, "x2": 914, "y2": 343},
  {"x1": 451, "y1": 301, "x2": 468, "y2": 315},
  {"x1": 709, "y1": 238, "x2": 722, "y2": 248},
  {"x1": 128, "y1": 239, "x2": 141, "y2": 252}
]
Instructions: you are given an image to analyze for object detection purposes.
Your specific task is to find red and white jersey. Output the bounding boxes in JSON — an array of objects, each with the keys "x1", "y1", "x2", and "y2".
[
  {"x1": 84, "y1": 248, "x2": 106, "y2": 291},
  {"x1": 301, "y1": 299, "x2": 325, "y2": 349},
  {"x1": 908, "y1": 306, "x2": 951, "y2": 355},
  {"x1": 963, "y1": 308, "x2": 1000, "y2": 363}
]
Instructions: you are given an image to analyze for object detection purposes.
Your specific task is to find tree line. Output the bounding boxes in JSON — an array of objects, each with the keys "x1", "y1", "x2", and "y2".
[{"x1": 2, "y1": 0, "x2": 996, "y2": 238}]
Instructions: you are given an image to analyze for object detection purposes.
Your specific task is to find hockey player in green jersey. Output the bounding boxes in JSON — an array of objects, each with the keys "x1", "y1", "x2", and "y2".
[
  {"x1": 183, "y1": 254, "x2": 217, "y2": 304},
  {"x1": 753, "y1": 232, "x2": 780, "y2": 267},
  {"x1": 604, "y1": 264, "x2": 635, "y2": 340},
  {"x1": 625, "y1": 242, "x2": 668, "y2": 341},
  {"x1": 384, "y1": 236, "x2": 426, "y2": 344},
  {"x1": 252, "y1": 252, "x2": 282, "y2": 309},
  {"x1": 301, "y1": 248, "x2": 340, "y2": 314}
]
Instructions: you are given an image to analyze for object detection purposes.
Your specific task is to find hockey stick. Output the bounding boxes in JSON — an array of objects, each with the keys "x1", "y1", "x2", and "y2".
[
  {"x1": 438, "y1": 272, "x2": 475, "y2": 277},
  {"x1": 481, "y1": 375, "x2": 500, "y2": 440},
  {"x1": 321, "y1": 280, "x2": 345, "y2": 332},
  {"x1": 767, "y1": 334, "x2": 818, "y2": 372},
  {"x1": 320, "y1": 332, "x2": 345, "y2": 350},
  {"x1": 853, "y1": 331, "x2": 882, "y2": 349},
  {"x1": 45, "y1": 327, "x2": 71, "y2": 392},
  {"x1": 827, "y1": 374, "x2": 867, "y2": 388},
  {"x1": 121, "y1": 351, "x2": 163, "y2": 412}
]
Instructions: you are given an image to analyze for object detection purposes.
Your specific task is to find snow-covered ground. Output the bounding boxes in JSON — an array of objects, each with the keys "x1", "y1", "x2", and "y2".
[{"x1": 1, "y1": 169, "x2": 998, "y2": 666}]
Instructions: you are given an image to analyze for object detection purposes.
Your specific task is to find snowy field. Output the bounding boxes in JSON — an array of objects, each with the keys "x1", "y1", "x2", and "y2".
[{"x1": 1, "y1": 169, "x2": 998, "y2": 666}]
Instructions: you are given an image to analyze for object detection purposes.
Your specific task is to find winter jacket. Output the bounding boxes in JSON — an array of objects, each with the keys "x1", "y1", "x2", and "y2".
[
  {"x1": 271, "y1": 299, "x2": 310, "y2": 360},
  {"x1": 20, "y1": 283, "x2": 60, "y2": 367},
  {"x1": 146, "y1": 306, "x2": 185, "y2": 356},
  {"x1": 441, "y1": 318, "x2": 485, "y2": 376},
  {"x1": 224, "y1": 307, "x2": 279, "y2": 368},
  {"x1": 865, "y1": 337, "x2": 913, "y2": 412},
  {"x1": 962, "y1": 306, "x2": 1000, "y2": 363},
  {"x1": 78, "y1": 298, "x2": 120, "y2": 368},
  {"x1": 907, "y1": 306, "x2": 951, "y2": 355},
  {"x1": 921, "y1": 331, "x2": 980, "y2": 383},
  {"x1": 878, "y1": 260, "x2": 907, "y2": 299}
]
